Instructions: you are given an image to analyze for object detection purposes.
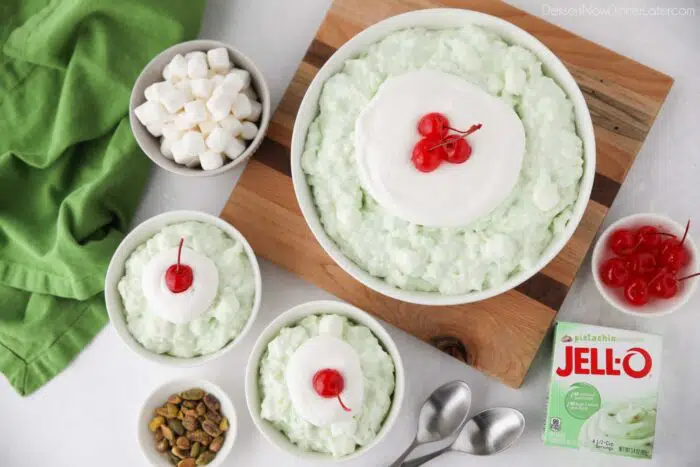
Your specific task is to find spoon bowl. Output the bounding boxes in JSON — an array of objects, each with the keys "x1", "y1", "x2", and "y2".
[
  {"x1": 389, "y1": 381, "x2": 472, "y2": 466},
  {"x1": 454, "y1": 407, "x2": 526, "y2": 455},
  {"x1": 402, "y1": 407, "x2": 525, "y2": 467}
]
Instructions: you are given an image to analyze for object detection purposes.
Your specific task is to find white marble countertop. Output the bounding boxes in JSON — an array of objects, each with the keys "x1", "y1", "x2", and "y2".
[{"x1": 2, "y1": 0, "x2": 698, "y2": 465}]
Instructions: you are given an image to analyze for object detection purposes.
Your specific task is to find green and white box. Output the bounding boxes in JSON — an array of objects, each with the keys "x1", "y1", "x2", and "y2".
[{"x1": 543, "y1": 322, "x2": 662, "y2": 459}]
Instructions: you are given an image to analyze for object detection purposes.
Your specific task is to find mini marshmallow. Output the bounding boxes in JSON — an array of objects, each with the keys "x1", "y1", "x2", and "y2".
[
  {"x1": 185, "y1": 51, "x2": 206, "y2": 61},
  {"x1": 223, "y1": 137, "x2": 247, "y2": 160},
  {"x1": 232, "y1": 93, "x2": 253, "y2": 120},
  {"x1": 206, "y1": 94, "x2": 232, "y2": 121},
  {"x1": 174, "y1": 112, "x2": 195, "y2": 131},
  {"x1": 221, "y1": 72, "x2": 245, "y2": 96},
  {"x1": 199, "y1": 150, "x2": 225, "y2": 171},
  {"x1": 144, "y1": 82, "x2": 160, "y2": 102},
  {"x1": 199, "y1": 120, "x2": 218, "y2": 136},
  {"x1": 168, "y1": 54, "x2": 188, "y2": 81},
  {"x1": 159, "y1": 86, "x2": 189, "y2": 114},
  {"x1": 240, "y1": 121, "x2": 258, "y2": 140},
  {"x1": 240, "y1": 87, "x2": 258, "y2": 101},
  {"x1": 211, "y1": 74, "x2": 225, "y2": 88},
  {"x1": 175, "y1": 80, "x2": 193, "y2": 102},
  {"x1": 160, "y1": 138, "x2": 174, "y2": 159},
  {"x1": 171, "y1": 139, "x2": 196, "y2": 165},
  {"x1": 184, "y1": 100, "x2": 208, "y2": 124},
  {"x1": 206, "y1": 48, "x2": 231, "y2": 73},
  {"x1": 146, "y1": 121, "x2": 164, "y2": 137},
  {"x1": 229, "y1": 68, "x2": 251, "y2": 89},
  {"x1": 162, "y1": 64, "x2": 172, "y2": 81},
  {"x1": 248, "y1": 100, "x2": 262, "y2": 122},
  {"x1": 187, "y1": 53, "x2": 209, "y2": 79},
  {"x1": 219, "y1": 115, "x2": 242, "y2": 136},
  {"x1": 134, "y1": 101, "x2": 168, "y2": 126},
  {"x1": 190, "y1": 78, "x2": 213, "y2": 99},
  {"x1": 205, "y1": 126, "x2": 233, "y2": 153},
  {"x1": 181, "y1": 130, "x2": 207, "y2": 157},
  {"x1": 161, "y1": 122, "x2": 182, "y2": 141}
]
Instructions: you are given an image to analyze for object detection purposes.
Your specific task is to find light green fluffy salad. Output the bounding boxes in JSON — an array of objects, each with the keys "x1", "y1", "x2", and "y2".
[
  {"x1": 259, "y1": 314, "x2": 395, "y2": 457},
  {"x1": 301, "y1": 25, "x2": 584, "y2": 294}
]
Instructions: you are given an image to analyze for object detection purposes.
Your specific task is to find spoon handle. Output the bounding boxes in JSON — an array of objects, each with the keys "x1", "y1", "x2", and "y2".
[
  {"x1": 388, "y1": 440, "x2": 419, "y2": 467},
  {"x1": 400, "y1": 446, "x2": 451, "y2": 467}
]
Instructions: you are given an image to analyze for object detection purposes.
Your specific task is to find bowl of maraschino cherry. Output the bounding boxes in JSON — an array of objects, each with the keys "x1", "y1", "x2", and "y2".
[{"x1": 592, "y1": 213, "x2": 699, "y2": 317}]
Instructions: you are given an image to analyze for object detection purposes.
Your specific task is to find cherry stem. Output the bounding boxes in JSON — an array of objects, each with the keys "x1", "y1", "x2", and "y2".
[
  {"x1": 657, "y1": 232, "x2": 676, "y2": 237},
  {"x1": 176, "y1": 238, "x2": 184, "y2": 273},
  {"x1": 337, "y1": 394, "x2": 351, "y2": 412},
  {"x1": 429, "y1": 123, "x2": 483, "y2": 151},
  {"x1": 678, "y1": 271, "x2": 700, "y2": 282},
  {"x1": 680, "y1": 220, "x2": 690, "y2": 246}
]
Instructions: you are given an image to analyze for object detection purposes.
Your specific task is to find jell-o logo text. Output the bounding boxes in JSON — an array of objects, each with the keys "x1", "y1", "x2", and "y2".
[{"x1": 556, "y1": 346, "x2": 653, "y2": 379}]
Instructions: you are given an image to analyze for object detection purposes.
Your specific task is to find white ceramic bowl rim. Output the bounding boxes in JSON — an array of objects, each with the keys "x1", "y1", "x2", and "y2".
[
  {"x1": 105, "y1": 210, "x2": 262, "y2": 365},
  {"x1": 137, "y1": 378, "x2": 237, "y2": 467},
  {"x1": 290, "y1": 8, "x2": 596, "y2": 306},
  {"x1": 129, "y1": 39, "x2": 271, "y2": 177},
  {"x1": 244, "y1": 300, "x2": 405, "y2": 462},
  {"x1": 591, "y1": 213, "x2": 699, "y2": 317}
]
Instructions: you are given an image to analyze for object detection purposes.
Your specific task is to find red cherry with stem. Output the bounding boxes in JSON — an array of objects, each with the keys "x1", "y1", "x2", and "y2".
[
  {"x1": 165, "y1": 238, "x2": 194, "y2": 293},
  {"x1": 624, "y1": 277, "x2": 649, "y2": 306},
  {"x1": 313, "y1": 369, "x2": 351, "y2": 412},
  {"x1": 442, "y1": 134, "x2": 472, "y2": 163},
  {"x1": 660, "y1": 220, "x2": 692, "y2": 270},
  {"x1": 429, "y1": 123, "x2": 483, "y2": 152},
  {"x1": 628, "y1": 252, "x2": 657, "y2": 276},
  {"x1": 635, "y1": 225, "x2": 677, "y2": 251},
  {"x1": 649, "y1": 271, "x2": 679, "y2": 298},
  {"x1": 412, "y1": 138, "x2": 445, "y2": 172},
  {"x1": 600, "y1": 257, "x2": 632, "y2": 287},
  {"x1": 609, "y1": 228, "x2": 637, "y2": 256},
  {"x1": 650, "y1": 271, "x2": 700, "y2": 299},
  {"x1": 417, "y1": 113, "x2": 450, "y2": 140}
]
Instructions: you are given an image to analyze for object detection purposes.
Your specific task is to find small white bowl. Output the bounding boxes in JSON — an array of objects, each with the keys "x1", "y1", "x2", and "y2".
[
  {"x1": 105, "y1": 210, "x2": 262, "y2": 365},
  {"x1": 129, "y1": 39, "x2": 271, "y2": 177},
  {"x1": 592, "y1": 213, "x2": 698, "y2": 317},
  {"x1": 290, "y1": 9, "x2": 596, "y2": 306},
  {"x1": 137, "y1": 379, "x2": 237, "y2": 466},
  {"x1": 244, "y1": 300, "x2": 405, "y2": 462}
]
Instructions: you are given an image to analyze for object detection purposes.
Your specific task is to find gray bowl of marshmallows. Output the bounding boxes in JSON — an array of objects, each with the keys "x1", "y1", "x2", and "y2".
[{"x1": 130, "y1": 39, "x2": 271, "y2": 176}]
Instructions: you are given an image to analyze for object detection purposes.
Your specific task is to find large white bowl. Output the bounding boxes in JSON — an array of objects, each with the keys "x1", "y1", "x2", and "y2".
[
  {"x1": 244, "y1": 300, "x2": 405, "y2": 462},
  {"x1": 105, "y1": 210, "x2": 262, "y2": 366},
  {"x1": 290, "y1": 9, "x2": 596, "y2": 306},
  {"x1": 137, "y1": 378, "x2": 237, "y2": 467}
]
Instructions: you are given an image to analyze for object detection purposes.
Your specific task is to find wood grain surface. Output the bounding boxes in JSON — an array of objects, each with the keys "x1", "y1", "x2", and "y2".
[{"x1": 221, "y1": 0, "x2": 673, "y2": 387}]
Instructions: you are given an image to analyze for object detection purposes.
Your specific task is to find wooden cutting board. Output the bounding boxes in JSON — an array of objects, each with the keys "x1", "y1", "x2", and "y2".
[{"x1": 221, "y1": 0, "x2": 673, "y2": 387}]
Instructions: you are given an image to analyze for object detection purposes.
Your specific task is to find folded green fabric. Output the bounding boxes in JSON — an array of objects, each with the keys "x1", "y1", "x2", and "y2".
[{"x1": 0, "y1": 0, "x2": 206, "y2": 395}]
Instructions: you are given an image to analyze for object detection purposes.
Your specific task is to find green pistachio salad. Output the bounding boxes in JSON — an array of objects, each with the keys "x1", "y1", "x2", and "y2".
[
  {"x1": 117, "y1": 221, "x2": 256, "y2": 357},
  {"x1": 259, "y1": 314, "x2": 396, "y2": 457},
  {"x1": 301, "y1": 25, "x2": 585, "y2": 294}
]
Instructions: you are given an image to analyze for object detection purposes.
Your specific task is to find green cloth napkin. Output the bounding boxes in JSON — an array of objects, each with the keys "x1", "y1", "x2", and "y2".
[{"x1": 0, "y1": 0, "x2": 206, "y2": 396}]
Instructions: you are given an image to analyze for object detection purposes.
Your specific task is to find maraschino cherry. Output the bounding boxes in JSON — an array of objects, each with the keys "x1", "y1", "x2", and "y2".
[
  {"x1": 165, "y1": 238, "x2": 194, "y2": 293},
  {"x1": 312, "y1": 368, "x2": 351, "y2": 412},
  {"x1": 417, "y1": 112, "x2": 450, "y2": 140},
  {"x1": 412, "y1": 113, "x2": 483, "y2": 173}
]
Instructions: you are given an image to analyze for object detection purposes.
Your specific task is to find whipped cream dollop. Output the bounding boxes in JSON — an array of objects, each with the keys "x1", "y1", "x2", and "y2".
[
  {"x1": 354, "y1": 69, "x2": 525, "y2": 228},
  {"x1": 141, "y1": 246, "x2": 219, "y2": 324},
  {"x1": 284, "y1": 316, "x2": 364, "y2": 427}
]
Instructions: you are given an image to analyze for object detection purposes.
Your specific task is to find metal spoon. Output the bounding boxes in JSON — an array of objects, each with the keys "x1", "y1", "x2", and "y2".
[
  {"x1": 401, "y1": 407, "x2": 526, "y2": 467},
  {"x1": 388, "y1": 380, "x2": 472, "y2": 467}
]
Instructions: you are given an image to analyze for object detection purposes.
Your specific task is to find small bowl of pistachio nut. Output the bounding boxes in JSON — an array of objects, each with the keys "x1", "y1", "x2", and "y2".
[{"x1": 138, "y1": 379, "x2": 237, "y2": 466}]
